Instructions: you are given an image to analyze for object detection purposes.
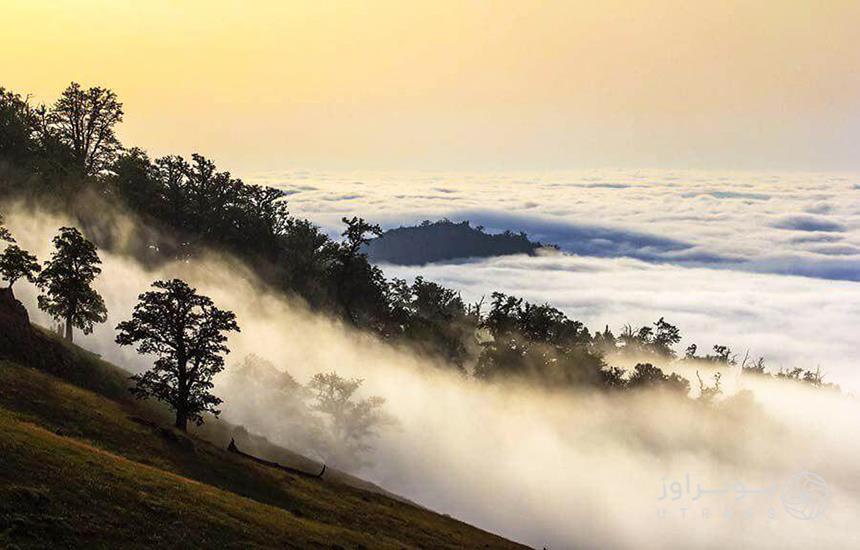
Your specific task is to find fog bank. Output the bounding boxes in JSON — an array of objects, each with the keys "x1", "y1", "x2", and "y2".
[{"x1": 6, "y1": 207, "x2": 859, "y2": 549}]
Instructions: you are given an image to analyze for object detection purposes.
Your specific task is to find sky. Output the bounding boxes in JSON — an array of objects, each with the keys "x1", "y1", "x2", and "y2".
[
  {"x1": 3, "y1": 5, "x2": 860, "y2": 543},
  {"x1": 3, "y1": 0, "x2": 860, "y2": 171},
  {"x1": 4, "y1": 0, "x2": 858, "y2": 387}
]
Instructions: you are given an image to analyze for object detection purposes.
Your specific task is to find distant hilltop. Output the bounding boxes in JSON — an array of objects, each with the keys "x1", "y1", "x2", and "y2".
[{"x1": 365, "y1": 219, "x2": 555, "y2": 265}]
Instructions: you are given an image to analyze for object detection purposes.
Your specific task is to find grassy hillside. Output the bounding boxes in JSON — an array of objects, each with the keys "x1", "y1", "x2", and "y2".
[{"x1": 0, "y1": 336, "x2": 525, "y2": 548}]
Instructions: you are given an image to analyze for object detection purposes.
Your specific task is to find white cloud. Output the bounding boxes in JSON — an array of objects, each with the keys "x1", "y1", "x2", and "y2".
[
  {"x1": 382, "y1": 253, "x2": 860, "y2": 393},
  {"x1": 250, "y1": 168, "x2": 860, "y2": 277},
  {"x1": 250, "y1": 168, "x2": 860, "y2": 392},
  {"x1": 6, "y1": 205, "x2": 860, "y2": 549}
]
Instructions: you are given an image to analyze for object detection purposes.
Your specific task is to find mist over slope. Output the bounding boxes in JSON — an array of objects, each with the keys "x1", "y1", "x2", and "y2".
[
  {"x1": 6, "y1": 205, "x2": 859, "y2": 549},
  {"x1": 0, "y1": 335, "x2": 522, "y2": 549},
  {"x1": 382, "y1": 252, "x2": 860, "y2": 395},
  {"x1": 247, "y1": 168, "x2": 860, "y2": 394}
]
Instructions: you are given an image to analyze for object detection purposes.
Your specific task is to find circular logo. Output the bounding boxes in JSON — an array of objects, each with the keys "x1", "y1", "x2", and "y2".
[{"x1": 780, "y1": 471, "x2": 829, "y2": 520}]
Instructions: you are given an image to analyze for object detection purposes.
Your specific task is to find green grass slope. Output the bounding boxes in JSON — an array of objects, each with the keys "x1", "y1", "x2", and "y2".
[{"x1": 0, "y1": 340, "x2": 526, "y2": 548}]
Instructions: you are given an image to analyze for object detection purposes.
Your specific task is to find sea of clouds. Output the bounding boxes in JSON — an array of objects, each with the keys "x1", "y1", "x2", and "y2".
[
  {"x1": 250, "y1": 168, "x2": 860, "y2": 392},
  {"x1": 6, "y1": 203, "x2": 860, "y2": 549}
]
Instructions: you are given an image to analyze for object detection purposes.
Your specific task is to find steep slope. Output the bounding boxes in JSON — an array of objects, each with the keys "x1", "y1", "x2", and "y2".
[{"x1": 0, "y1": 290, "x2": 526, "y2": 549}]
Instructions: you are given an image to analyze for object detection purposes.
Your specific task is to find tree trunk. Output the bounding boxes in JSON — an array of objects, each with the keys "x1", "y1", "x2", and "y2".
[
  {"x1": 174, "y1": 358, "x2": 189, "y2": 432},
  {"x1": 65, "y1": 317, "x2": 73, "y2": 342},
  {"x1": 174, "y1": 408, "x2": 188, "y2": 432}
]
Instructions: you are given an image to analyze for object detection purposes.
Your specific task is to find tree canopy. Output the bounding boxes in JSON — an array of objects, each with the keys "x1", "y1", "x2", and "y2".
[
  {"x1": 334, "y1": 217, "x2": 384, "y2": 325},
  {"x1": 36, "y1": 227, "x2": 107, "y2": 341},
  {"x1": 475, "y1": 292, "x2": 603, "y2": 386},
  {"x1": 47, "y1": 82, "x2": 124, "y2": 176},
  {"x1": 0, "y1": 212, "x2": 13, "y2": 243},
  {"x1": 0, "y1": 212, "x2": 40, "y2": 290},
  {"x1": 0, "y1": 88, "x2": 39, "y2": 169},
  {"x1": 307, "y1": 371, "x2": 390, "y2": 467},
  {"x1": 0, "y1": 81, "x2": 833, "y2": 396},
  {"x1": 626, "y1": 363, "x2": 690, "y2": 394},
  {"x1": 0, "y1": 244, "x2": 40, "y2": 289},
  {"x1": 116, "y1": 279, "x2": 240, "y2": 431}
]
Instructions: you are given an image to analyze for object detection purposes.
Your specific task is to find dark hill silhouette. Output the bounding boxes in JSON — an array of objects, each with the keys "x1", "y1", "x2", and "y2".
[{"x1": 365, "y1": 219, "x2": 553, "y2": 265}]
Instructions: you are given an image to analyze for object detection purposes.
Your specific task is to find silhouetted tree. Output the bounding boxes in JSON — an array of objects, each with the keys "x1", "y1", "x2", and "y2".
[
  {"x1": 0, "y1": 88, "x2": 39, "y2": 168},
  {"x1": 601, "y1": 365, "x2": 627, "y2": 389},
  {"x1": 5, "y1": 81, "x2": 833, "y2": 400},
  {"x1": 482, "y1": 292, "x2": 592, "y2": 347},
  {"x1": 483, "y1": 292, "x2": 523, "y2": 335},
  {"x1": 337, "y1": 217, "x2": 381, "y2": 265},
  {"x1": 477, "y1": 292, "x2": 604, "y2": 386},
  {"x1": 696, "y1": 371, "x2": 722, "y2": 404},
  {"x1": 307, "y1": 371, "x2": 390, "y2": 466},
  {"x1": 627, "y1": 363, "x2": 690, "y2": 394},
  {"x1": 652, "y1": 317, "x2": 681, "y2": 357},
  {"x1": 710, "y1": 345, "x2": 733, "y2": 364},
  {"x1": 109, "y1": 150, "x2": 293, "y2": 261},
  {"x1": 110, "y1": 148, "x2": 162, "y2": 213},
  {"x1": 386, "y1": 276, "x2": 474, "y2": 367},
  {"x1": 37, "y1": 227, "x2": 107, "y2": 341},
  {"x1": 592, "y1": 325, "x2": 618, "y2": 356},
  {"x1": 228, "y1": 355, "x2": 325, "y2": 454},
  {"x1": 776, "y1": 366, "x2": 832, "y2": 388},
  {"x1": 333, "y1": 216, "x2": 383, "y2": 324},
  {"x1": 617, "y1": 318, "x2": 681, "y2": 358},
  {"x1": 0, "y1": 245, "x2": 40, "y2": 289},
  {"x1": 278, "y1": 217, "x2": 339, "y2": 303},
  {"x1": 743, "y1": 356, "x2": 767, "y2": 374},
  {"x1": 116, "y1": 279, "x2": 239, "y2": 431},
  {"x1": 47, "y1": 82, "x2": 124, "y2": 176},
  {"x1": 153, "y1": 155, "x2": 191, "y2": 231},
  {"x1": 686, "y1": 343, "x2": 733, "y2": 364},
  {"x1": 684, "y1": 343, "x2": 698, "y2": 359},
  {"x1": 0, "y1": 212, "x2": 13, "y2": 243},
  {"x1": 242, "y1": 184, "x2": 290, "y2": 252}
]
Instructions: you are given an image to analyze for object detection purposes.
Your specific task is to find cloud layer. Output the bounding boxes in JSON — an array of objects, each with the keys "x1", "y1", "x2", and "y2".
[
  {"x1": 6, "y1": 206, "x2": 860, "y2": 549},
  {"x1": 248, "y1": 168, "x2": 860, "y2": 392},
  {"x1": 382, "y1": 253, "x2": 860, "y2": 393},
  {"x1": 251, "y1": 168, "x2": 860, "y2": 280}
]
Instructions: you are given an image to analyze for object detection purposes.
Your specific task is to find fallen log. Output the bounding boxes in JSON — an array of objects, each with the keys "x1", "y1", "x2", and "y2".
[{"x1": 227, "y1": 438, "x2": 326, "y2": 479}]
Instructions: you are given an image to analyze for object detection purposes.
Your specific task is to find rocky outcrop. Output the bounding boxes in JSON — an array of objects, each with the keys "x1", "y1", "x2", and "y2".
[
  {"x1": 0, "y1": 287, "x2": 73, "y2": 371},
  {"x1": 0, "y1": 287, "x2": 36, "y2": 362}
]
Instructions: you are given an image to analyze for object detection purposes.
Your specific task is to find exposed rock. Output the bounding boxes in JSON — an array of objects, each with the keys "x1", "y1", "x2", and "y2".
[
  {"x1": 0, "y1": 287, "x2": 74, "y2": 372},
  {"x1": 0, "y1": 287, "x2": 37, "y2": 362}
]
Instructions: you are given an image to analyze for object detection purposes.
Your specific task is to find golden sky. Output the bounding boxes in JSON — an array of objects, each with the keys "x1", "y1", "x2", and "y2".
[{"x1": 2, "y1": 0, "x2": 859, "y2": 171}]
